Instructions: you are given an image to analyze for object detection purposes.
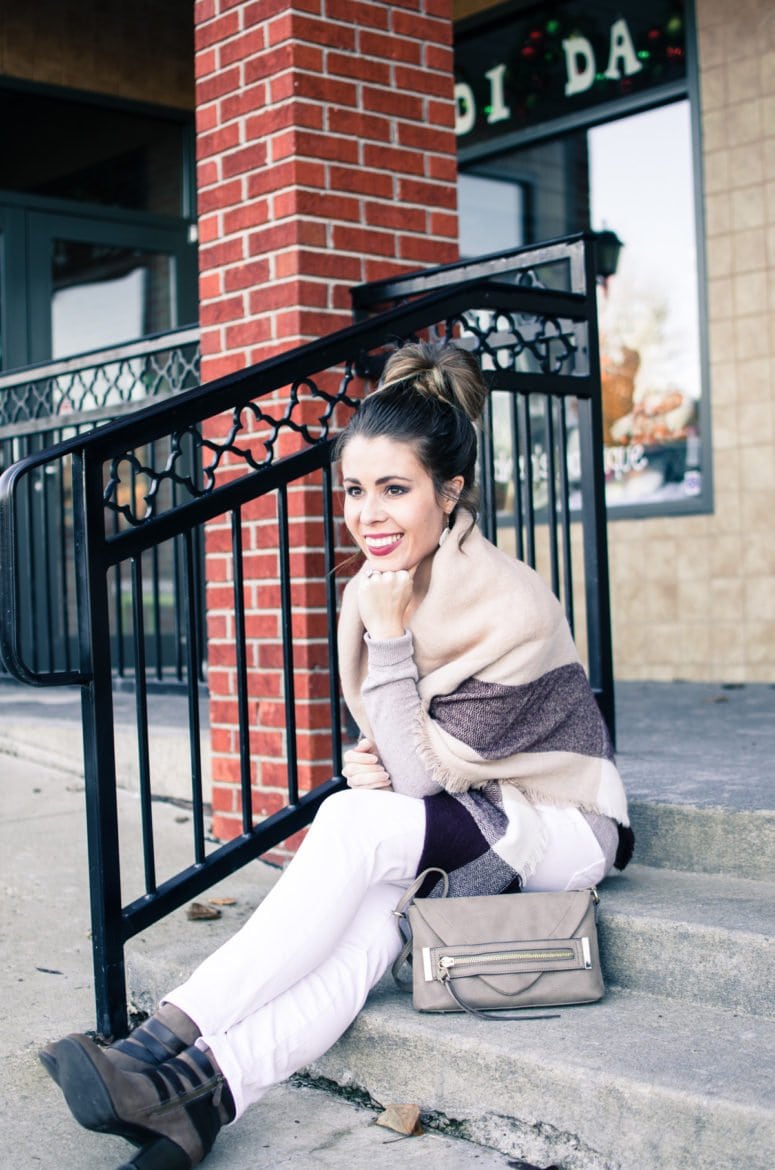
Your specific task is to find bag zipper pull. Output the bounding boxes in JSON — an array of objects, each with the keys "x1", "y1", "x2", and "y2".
[{"x1": 438, "y1": 956, "x2": 455, "y2": 981}]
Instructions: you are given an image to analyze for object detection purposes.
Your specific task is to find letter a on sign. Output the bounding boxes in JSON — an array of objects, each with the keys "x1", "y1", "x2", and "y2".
[
  {"x1": 563, "y1": 36, "x2": 596, "y2": 97},
  {"x1": 604, "y1": 18, "x2": 643, "y2": 81}
]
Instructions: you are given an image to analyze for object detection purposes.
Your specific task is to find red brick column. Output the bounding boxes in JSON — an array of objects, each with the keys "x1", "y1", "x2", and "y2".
[{"x1": 194, "y1": 0, "x2": 459, "y2": 850}]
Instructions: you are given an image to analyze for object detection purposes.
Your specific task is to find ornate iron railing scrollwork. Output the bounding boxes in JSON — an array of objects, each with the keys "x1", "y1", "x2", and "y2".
[
  {"x1": 0, "y1": 328, "x2": 201, "y2": 429},
  {"x1": 102, "y1": 364, "x2": 364, "y2": 529}
]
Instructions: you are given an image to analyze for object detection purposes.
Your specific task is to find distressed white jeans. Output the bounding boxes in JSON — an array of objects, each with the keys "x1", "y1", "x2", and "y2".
[{"x1": 165, "y1": 789, "x2": 605, "y2": 1118}]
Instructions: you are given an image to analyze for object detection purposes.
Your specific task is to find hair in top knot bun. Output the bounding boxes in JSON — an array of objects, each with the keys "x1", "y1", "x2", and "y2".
[
  {"x1": 379, "y1": 340, "x2": 487, "y2": 424},
  {"x1": 333, "y1": 340, "x2": 489, "y2": 528}
]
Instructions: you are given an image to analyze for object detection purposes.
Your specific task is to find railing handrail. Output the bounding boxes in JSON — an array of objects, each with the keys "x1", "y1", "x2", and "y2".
[
  {"x1": 0, "y1": 325, "x2": 201, "y2": 390},
  {"x1": 351, "y1": 231, "x2": 591, "y2": 311}
]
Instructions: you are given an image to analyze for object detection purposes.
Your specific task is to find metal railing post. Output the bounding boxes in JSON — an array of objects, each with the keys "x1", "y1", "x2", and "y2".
[
  {"x1": 577, "y1": 247, "x2": 615, "y2": 744},
  {"x1": 73, "y1": 449, "x2": 129, "y2": 1038}
]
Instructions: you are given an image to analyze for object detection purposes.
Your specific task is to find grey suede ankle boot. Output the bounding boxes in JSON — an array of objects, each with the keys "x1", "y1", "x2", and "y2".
[
  {"x1": 49, "y1": 1033, "x2": 234, "y2": 1169},
  {"x1": 39, "y1": 1004, "x2": 200, "y2": 1087}
]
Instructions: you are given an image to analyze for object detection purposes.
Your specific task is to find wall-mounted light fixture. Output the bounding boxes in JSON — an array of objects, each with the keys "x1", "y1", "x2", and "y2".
[{"x1": 592, "y1": 228, "x2": 624, "y2": 285}]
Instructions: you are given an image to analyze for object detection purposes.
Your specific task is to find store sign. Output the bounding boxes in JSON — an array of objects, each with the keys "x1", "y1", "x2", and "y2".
[{"x1": 455, "y1": 0, "x2": 686, "y2": 146}]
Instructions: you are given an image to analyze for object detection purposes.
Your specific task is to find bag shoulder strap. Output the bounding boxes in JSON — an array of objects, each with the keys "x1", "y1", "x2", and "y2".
[{"x1": 391, "y1": 868, "x2": 449, "y2": 989}]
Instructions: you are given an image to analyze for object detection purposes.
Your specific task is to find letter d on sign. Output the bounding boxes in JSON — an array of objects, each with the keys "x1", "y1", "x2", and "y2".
[
  {"x1": 563, "y1": 35, "x2": 596, "y2": 97},
  {"x1": 455, "y1": 81, "x2": 476, "y2": 135}
]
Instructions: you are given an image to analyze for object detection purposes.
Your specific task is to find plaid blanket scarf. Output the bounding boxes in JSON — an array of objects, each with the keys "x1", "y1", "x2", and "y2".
[{"x1": 338, "y1": 520, "x2": 632, "y2": 889}]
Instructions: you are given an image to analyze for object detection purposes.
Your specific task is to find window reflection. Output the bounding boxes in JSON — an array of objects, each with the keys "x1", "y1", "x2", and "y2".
[
  {"x1": 458, "y1": 99, "x2": 705, "y2": 511},
  {"x1": 590, "y1": 102, "x2": 702, "y2": 504},
  {"x1": 51, "y1": 240, "x2": 173, "y2": 359}
]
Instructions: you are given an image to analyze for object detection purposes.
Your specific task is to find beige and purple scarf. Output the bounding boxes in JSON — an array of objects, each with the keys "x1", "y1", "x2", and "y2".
[{"x1": 338, "y1": 520, "x2": 631, "y2": 883}]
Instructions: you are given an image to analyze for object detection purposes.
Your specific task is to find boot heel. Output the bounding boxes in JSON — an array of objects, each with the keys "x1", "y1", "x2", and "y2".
[
  {"x1": 117, "y1": 1136, "x2": 191, "y2": 1170},
  {"x1": 39, "y1": 1042, "x2": 63, "y2": 1087},
  {"x1": 55, "y1": 1036, "x2": 119, "y2": 1132},
  {"x1": 55, "y1": 1036, "x2": 147, "y2": 1144}
]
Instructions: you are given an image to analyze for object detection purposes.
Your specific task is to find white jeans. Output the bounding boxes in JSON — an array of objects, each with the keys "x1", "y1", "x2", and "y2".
[{"x1": 165, "y1": 789, "x2": 605, "y2": 1118}]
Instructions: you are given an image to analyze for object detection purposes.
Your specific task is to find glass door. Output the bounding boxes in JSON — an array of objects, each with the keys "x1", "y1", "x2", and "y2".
[{"x1": 26, "y1": 210, "x2": 196, "y2": 364}]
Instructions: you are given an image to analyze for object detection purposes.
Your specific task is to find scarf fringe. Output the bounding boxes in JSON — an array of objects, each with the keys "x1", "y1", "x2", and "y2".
[{"x1": 515, "y1": 817, "x2": 551, "y2": 883}]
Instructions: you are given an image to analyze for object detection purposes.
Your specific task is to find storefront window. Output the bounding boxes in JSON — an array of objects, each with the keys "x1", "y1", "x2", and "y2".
[
  {"x1": 455, "y1": 0, "x2": 708, "y2": 517},
  {"x1": 590, "y1": 101, "x2": 702, "y2": 505}
]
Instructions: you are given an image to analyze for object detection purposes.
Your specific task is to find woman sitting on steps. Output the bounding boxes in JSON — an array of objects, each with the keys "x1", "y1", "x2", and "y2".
[{"x1": 41, "y1": 339, "x2": 633, "y2": 1170}]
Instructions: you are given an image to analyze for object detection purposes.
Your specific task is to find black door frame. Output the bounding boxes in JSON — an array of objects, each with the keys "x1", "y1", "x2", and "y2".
[{"x1": 0, "y1": 192, "x2": 197, "y2": 372}]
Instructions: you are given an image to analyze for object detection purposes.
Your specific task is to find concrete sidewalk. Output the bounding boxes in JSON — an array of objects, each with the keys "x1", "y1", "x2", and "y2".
[
  {"x1": 1, "y1": 678, "x2": 773, "y2": 1169},
  {"x1": 0, "y1": 750, "x2": 513, "y2": 1169}
]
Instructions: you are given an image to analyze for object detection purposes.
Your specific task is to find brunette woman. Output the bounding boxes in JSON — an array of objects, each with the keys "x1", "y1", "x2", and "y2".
[{"x1": 41, "y1": 340, "x2": 632, "y2": 1169}]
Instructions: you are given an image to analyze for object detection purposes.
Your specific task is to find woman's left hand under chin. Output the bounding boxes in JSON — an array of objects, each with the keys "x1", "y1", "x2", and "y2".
[{"x1": 357, "y1": 568, "x2": 415, "y2": 640}]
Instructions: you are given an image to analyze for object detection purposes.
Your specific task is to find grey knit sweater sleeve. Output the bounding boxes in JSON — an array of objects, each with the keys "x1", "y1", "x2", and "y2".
[{"x1": 360, "y1": 631, "x2": 444, "y2": 798}]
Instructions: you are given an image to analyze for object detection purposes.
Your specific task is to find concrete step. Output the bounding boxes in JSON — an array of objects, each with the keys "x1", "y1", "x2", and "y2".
[
  {"x1": 599, "y1": 865, "x2": 775, "y2": 1016},
  {"x1": 308, "y1": 981, "x2": 775, "y2": 1170},
  {"x1": 615, "y1": 680, "x2": 775, "y2": 880},
  {"x1": 120, "y1": 843, "x2": 775, "y2": 1170},
  {"x1": 628, "y1": 798, "x2": 775, "y2": 879},
  {"x1": 126, "y1": 863, "x2": 775, "y2": 1026}
]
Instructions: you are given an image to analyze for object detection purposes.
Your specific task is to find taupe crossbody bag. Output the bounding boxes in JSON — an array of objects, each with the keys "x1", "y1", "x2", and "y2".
[{"x1": 391, "y1": 868, "x2": 604, "y2": 1020}]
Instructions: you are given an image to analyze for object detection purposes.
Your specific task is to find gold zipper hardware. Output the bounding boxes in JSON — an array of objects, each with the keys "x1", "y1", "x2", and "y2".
[{"x1": 437, "y1": 946, "x2": 576, "y2": 981}]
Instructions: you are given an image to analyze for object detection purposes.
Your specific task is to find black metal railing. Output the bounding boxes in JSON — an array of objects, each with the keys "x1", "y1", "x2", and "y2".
[
  {"x1": 0, "y1": 327, "x2": 204, "y2": 683},
  {"x1": 0, "y1": 234, "x2": 612, "y2": 1037}
]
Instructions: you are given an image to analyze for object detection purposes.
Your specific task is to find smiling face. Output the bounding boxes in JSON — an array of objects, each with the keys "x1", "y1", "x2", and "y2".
[{"x1": 341, "y1": 435, "x2": 461, "y2": 575}]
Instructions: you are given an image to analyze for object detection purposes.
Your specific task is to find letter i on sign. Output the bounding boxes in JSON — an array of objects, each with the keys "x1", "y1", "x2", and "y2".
[{"x1": 485, "y1": 64, "x2": 511, "y2": 124}]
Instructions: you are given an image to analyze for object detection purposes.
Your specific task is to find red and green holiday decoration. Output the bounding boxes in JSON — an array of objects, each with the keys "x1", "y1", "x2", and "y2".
[{"x1": 455, "y1": 1, "x2": 687, "y2": 145}]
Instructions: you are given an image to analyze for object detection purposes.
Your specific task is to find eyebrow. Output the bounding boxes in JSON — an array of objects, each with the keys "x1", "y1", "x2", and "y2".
[{"x1": 342, "y1": 475, "x2": 413, "y2": 485}]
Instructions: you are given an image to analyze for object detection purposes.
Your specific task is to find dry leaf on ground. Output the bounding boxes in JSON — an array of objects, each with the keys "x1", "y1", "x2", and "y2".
[
  {"x1": 208, "y1": 897, "x2": 236, "y2": 906},
  {"x1": 186, "y1": 902, "x2": 222, "y2": 921},
  {"x1": 375, "y1": 1103, "x2": 423, "y2": 1136}
]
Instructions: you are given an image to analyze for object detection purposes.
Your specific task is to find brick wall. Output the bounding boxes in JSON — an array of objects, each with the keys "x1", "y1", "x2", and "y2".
[{"x1": 194, "y1": 0, "x2": 460, "y2": 850}]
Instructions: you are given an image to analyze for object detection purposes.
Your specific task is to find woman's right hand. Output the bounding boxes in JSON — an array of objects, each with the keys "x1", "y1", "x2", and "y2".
[
  {"x1": 342, "y1": 738, "x2": 392, "y2": 790},
  {"x1": 357, "y1": 569, "x2": 415, "y2": 641}
]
